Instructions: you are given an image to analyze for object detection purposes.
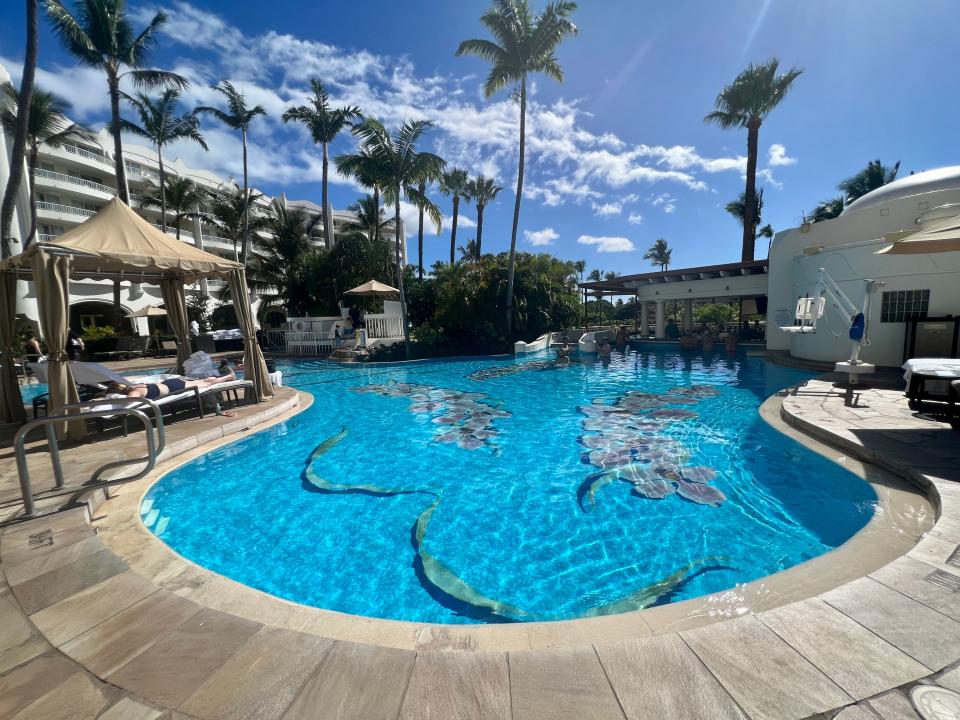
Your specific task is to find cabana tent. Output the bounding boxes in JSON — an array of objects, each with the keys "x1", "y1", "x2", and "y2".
[{"x1": 0, "y1": 197, "x2": 273, "y2": 436}]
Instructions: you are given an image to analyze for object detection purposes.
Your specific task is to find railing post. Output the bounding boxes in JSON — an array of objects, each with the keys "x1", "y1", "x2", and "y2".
[{"x1": 45, "y1": 424, "x2": 66, "y2": 488}]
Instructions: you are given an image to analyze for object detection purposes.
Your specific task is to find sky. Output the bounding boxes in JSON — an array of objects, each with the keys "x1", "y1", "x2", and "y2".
[{"x1": 1, "y1": 0, "x2": 958, "y2": 278}]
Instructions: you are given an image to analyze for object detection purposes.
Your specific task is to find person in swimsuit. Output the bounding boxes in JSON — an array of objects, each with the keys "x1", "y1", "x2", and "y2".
[{"x1": 105, "y1": 372, "x2": 238, "y2": 400}]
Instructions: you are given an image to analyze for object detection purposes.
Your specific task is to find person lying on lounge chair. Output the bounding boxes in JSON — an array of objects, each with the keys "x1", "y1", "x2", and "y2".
[{"x1": 104, "y1": 372, "x2": 238, "y2": 400}]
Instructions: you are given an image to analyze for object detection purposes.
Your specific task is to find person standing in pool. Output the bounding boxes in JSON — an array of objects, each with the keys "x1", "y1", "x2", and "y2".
[{"x1": 665, "y1": 319, "x2": 681, "y2": 340}]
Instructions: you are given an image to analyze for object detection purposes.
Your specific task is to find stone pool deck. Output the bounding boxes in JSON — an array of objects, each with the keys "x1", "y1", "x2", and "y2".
[{"x1": 0, "y1": 377, "x2": 958, "y2": 719}]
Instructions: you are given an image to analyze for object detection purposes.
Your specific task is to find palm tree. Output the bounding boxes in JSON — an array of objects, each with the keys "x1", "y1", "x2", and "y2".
[
  {"x1": 1, "y1": 85, "x2": 93, "y2": 247},
  {"x1": 350, "y1": 117, "x2": 444, "y2": 359},
  {"x1": 724, "y1": 189, "x2": 765, "y2": 241},
  {"x1": 195, "y1": 81, "x2": 266, "y2": 267},
  {"x1": 587, "y1": 268, "x2": 603, "y2": 282},
  {"x1": 467, "y1": 174, "x2": 503, "y2": 258},
  {"x1": 206, "y1": 184, "x2": 268, "y2": 263},
  {"x1": 45, "y1": 0, "x2": 187, "y2": 205},
  {"x1": 335, "y1": 148, "x2": 391, "y2": 244},
  {"x1": 256, "y1": 205, "x2": 323, "y2": 315},
  {"x1": 0, "y1": 0, "x2": 38, "y2": 259},
  {"x1": 809, "y1": 196, "x2": 845, "y2": 222},
  {"x1": 838, "y1": 160, "x2": 900, "y2": 205},
  {"x1": 644, "y1": 238, "x2": 672, "y2": 271},
  {"x1": 458, "y1": 239, "x2": 478, "y2": 261},
  {"x1": 457, "y1": 0, "x2": 578, "y2": 337},
  {"x1": 344, "y1": 195, "x2": 395, "y2": 240},
  {"x1": 118, "y1": 89, "x2": 207, "y2": 232},
  {"x1": 574, "y1": 258, "x2": 586, "y2": 324},
  {"x1": 282, "y1": 80, "x2": 361, "y2": 250},
  {"x1": 139, "y1": 175, "x2": 205, "y2": 239},
  {"x1": 704, "y1": 58, "x2": 802, "y2": 262},
  {"x1": 440, "y1": 168, "x2": 471, "y2": 264}
]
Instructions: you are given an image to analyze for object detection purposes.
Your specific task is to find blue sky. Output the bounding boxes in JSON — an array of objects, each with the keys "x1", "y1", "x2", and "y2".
[{"x1": 1, "y1": 0, "x2": 958, "y2": 277}]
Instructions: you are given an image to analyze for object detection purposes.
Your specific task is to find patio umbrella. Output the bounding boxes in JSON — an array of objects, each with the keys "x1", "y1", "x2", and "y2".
[
  {"x1": 125, "y1": 305, "x2": 167, "y2": 318},
  {"x1": 344, "y1": 279, "x2": 399, "y2": 296},
  {"x1": 876, "y1": 215, "x2": 960, "y2": 255}
]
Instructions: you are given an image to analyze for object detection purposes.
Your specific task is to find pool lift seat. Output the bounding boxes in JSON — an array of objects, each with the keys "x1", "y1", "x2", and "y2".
[{"x1": 778, "y1": 267, "x2": 885, "y2": 384}]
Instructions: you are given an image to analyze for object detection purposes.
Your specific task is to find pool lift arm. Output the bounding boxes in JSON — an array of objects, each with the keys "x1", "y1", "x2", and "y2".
[{"x1": 779, "y1": 268, "x2": 885, "y2": 383}]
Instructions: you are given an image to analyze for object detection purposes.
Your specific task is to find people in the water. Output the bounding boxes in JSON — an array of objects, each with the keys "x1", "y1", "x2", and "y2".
[
  {"x1": 665, "y1": 319, "x2": 681, "y2": 340},
  {"x1": 614, "y1": 325, "x2": 628, "y2": 350},
  {"x1": 598, "y1": 339, "x2": 613, "y2": 357}
]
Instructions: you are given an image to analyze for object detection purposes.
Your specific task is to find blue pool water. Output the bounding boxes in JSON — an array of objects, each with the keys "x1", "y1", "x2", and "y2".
[{"x1": 142, "y1": 348, "x2": 876, "y2": 624}]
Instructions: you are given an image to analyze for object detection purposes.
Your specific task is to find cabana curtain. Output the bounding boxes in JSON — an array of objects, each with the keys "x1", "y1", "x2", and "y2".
[
  {"x1": 228, "y1": 269, "x2": 273, "y2": 401},
  {"x1": 32, "y1": 252, "x2": 84, "y2": 439},
  {"x1": 0, "y1": 274, "x2": 26, "y2": 424},
  {"x1": 160, "y1": 279, "x2": 191, "y2": 374}
]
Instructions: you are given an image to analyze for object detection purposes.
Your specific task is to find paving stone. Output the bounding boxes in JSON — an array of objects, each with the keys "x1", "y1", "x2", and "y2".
[
  {"x1": 4, "y1": 534, "x2": 105, "y2": 586},
  {"x1": 12, "y1": 547, "x2": 128, "y2": 614},
  {"x1": 510, "y1": 646, "x2": 625, "y2": 720},
  {"x1": 0, "y1": 652, "x2": 83, "y2": 717},
  {"x1": 596, "y1": 634, "x2": 745, "y2": 719},
  {"x1": 61, "y1": 589, "x2": 200, "y2": 677},
  {"x1": 29, "y1": 570, "x2": 157, "y2": 646},
  {"x1": 759, "y1": 598, "x2": 930, "y2": 700},
  {"x1": 0, "y1": 589, "x2": 34, "y2": 654},
  {"x1": 8, "y1": 668, "x2": 114, "y2": 720},
  {"x1": 0, "y1": 634, "x2": 50, "y2": 675},
  {"x1": 681, "y1": 614, "x2": 851, "y2": 720},
  {"x1": 835, "y1": 705, "x2": 881, "y2": 719},
  {"x1": 398, "y1": 650, "x2": 510, "y2": 720},
  {"x1": 936, "y1": 664, "x2": 960, "y2": 692},
  {"x1": 821, "y1": 576, "x2": 960, "y2": 670},
  {"x1": 98, "y1": 696, "x2": 165, "y2": 720},
  {"x1": 870, "y1": 555, "x2": 960, "y2": 622},
  {"x1": 907, "y1": 535, "x2": 960, "y2": 574},
  {"x1": 281, "y1": 641, "x2": 415, "y2": 720},
  {"x1": 867, "y1": 690, "x2": 921, "y2": 720},
  {"x1": 108, "y1": 607, "x2": 262, "y2": 708},
  {"x1": 178, "y1": 627, "x2": 331, "y2": 720}
]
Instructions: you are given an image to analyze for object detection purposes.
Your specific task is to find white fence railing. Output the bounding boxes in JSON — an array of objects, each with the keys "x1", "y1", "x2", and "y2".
[
  {"x1": 64, "y1": 144, "x2": 109, "y2": 164},
  {"x1": 285, "y1": 331, "x2": 334, "y2": 356},
  {"x1": 36, "y1": 202, "x2": 97, "y2": 217},
  {"x1": 365, "y1": 313, "x2": 403, "y2": 339},
  {"x1": 34, "y1": 168, "x2": 116, "y2": 195}
]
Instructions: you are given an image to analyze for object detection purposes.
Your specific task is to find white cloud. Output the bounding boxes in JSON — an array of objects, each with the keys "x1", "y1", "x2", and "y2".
[
  {"x1": 757, "y1": 168, "x2": 783, "y2": 190},
  {"x1": 627, "y1": 213, "x2": 644, "y2": 225},
  {"x1": 591, "y1": 201, "x2": 622, "y2": 217},
  {"x1": 768, "y1": 143, "x2": 796, "y2": 167},
  {"x1": 525, "y1": 227, "x2": 559, "y2": 246},
  {"x1": 650, "y1": 193, "x2": 677, "y2": 213},
  {"x1": 577, "y1": 235, "x2": 636, "y2": 253}
]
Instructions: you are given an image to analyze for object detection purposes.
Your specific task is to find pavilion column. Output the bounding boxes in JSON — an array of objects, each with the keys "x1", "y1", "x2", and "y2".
[
  {"x1": 160, "y1": 279, "x2": 191, "y2": 375},
  {"x1": 654, "y1": 300, "x2": 665, "y2": 339},
  {"x1": 684, "y1": 299, "x2": 694, "y2": 331},
  {"x1": 639, "y1": 301, "x2": 649, "y2": 337}
]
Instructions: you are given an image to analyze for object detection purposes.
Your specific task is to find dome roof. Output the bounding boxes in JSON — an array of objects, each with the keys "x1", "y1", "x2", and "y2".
[{"x1": 844, "y1": 166, "x2": 960, "y2": 213}]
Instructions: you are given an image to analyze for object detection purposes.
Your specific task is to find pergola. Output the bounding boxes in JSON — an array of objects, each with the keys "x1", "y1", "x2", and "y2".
[{"x1": 0, "y1": 197, "x2": 273, "y2": 436}]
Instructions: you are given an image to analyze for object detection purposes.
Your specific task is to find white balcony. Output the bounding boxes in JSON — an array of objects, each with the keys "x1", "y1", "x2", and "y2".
[
  {"x1": 34, "y1": 168, "x2": 116, "y2": 200},
  {"x1": 41, "y1": 144, "x2": 112, "y2": 175},
  {"x1": 36, "y1": 201, "x2": 97, "y2": 221}
]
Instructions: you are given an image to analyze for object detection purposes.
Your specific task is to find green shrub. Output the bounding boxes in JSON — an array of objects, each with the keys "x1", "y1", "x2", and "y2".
[{"x1": 81, "y1": 325, "x2": 116, "y2": 340}]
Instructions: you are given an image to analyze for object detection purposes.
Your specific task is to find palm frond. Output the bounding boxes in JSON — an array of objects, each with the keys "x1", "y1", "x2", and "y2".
[{"x1": 125, "y1": 68, "x2": 189, "y2": 91}]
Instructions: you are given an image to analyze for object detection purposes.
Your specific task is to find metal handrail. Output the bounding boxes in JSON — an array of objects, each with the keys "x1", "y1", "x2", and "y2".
[
  {"x1": 34, "y1": 168, "x2": 116, "y2": 195},
  {"x1": 13, "y1": 398, "x2": 165, "y2": 519},
  {"x1": 63, "y1": 144, "x2": 109, "y2": 163},
  {"x1": 36, "y1": 201, "x2": 97, "y2": 217}
]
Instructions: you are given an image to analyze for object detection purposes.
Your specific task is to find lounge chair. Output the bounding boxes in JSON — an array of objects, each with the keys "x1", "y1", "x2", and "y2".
[
  {"x1": 158, "y1": 340, "x2": 178, "y2": 357},
  {"x1": 902, "y1": 358, "x2": 960, "y2": 410},
  {"x1": 93, "y1": 336, "x2": 134, "y2": 361}
]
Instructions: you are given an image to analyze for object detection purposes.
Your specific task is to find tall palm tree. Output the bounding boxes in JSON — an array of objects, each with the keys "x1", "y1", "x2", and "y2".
[
  {"x1": 413, "y1": 170, "x2": 444, "y2": 283},
  {"x1": 838, "y1": 160, "x2": 900, "y2": 205},
  {"x1": 118, "y1": 89, "x2": 207, "y2": 232},
  {"x1": 724, "y1": 189, "x2": 765, "y2": 241},
  {"x1": 458, "y1": 238, "x2": 478, "y2": 261},
  {"x1": 643, "y1": 238, "x2": 672, "y2": 271},
  {"x1": 282, "y1": 80, "x2": 360, "y2": 249},
  {"x1": 206, "y1": 184, "x2": 267, "y2": 263},
  {"x1": 467, "y1": 174, "x2": 503, "y2": 259},
  {"x1": 45, "y1": 0, "x2": 187, "y2": 204},
  {"x1": 139, "y1": 175, "x2": 205, "y2": 239},
  {"x1": 809, "y1": 196, "x2": 845, "y2": 222},
  {"x1": 457, "y1": 0, "x2": 578, "y2": 337},
  {"x1": 704, "y1": 58, "x2": 802, "y2": 262},
  {"x1": 0, "y1": 0, "x2": 38, "y2": 259},
  {"x1": 440, "y1": 168, "x2": 471, "y2": 264},
  {"x1": 343, "y1": 195, "x2": 395, "y2": 242},
  {"x1": 350, "y1": 117, "x2": 444, "y2": 359},
  {"x1": 573, "y1": 258, "x2": 586, "y2": 324},
  {"x1": 1, "y1": 85, "x2": 93, "y2": 247},
  {"x1": 196, "y1": 81, "x2": 266, "y2": 267},
  {"x1": 335, "y1": 148, "x2": 389, "y2": 244}
]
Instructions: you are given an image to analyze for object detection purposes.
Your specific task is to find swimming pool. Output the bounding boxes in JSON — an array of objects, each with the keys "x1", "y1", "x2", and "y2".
[{"x1": 142, "y1": 348, "x2": 877, "y2": 624}]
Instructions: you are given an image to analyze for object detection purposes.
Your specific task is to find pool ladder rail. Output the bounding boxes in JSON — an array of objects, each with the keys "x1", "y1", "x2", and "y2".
[{"x1": 6, "y1": 398, "x2": 166, "y2": 527}]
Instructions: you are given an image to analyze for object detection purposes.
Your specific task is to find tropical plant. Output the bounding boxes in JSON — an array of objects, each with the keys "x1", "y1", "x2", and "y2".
[
  {"x1": 254, "y1": 205, "x2": 323, "y2": 316},
  {"x1": 838, "y1": 160, "x2": 900, "y2": 205},
  {"x1": 587, "y1": 268, "x2": 603, "y2": 282},
  {"x1": 467, "y1": 174, "x2": 503, "y2": 258},
  {"x1": 185, "y1": 292, "x2": 212, "y2": 332},
  {"x1": 809, "y1": 196, "x2": 845, "y2": 223},
  {"x1": 139, "y1": 175, "x2": 205, "y2": 239},
  {"x1": 573, "y1": 258, "x2": 586, "y2": 323},
  {"x1": 195, "y1": 81, "x2": 266, "y2": 266},
  {"x1": 0, "y1": 0, "x2": 38, "y2": 259},
  {"x1": 349, "y1": 117, "x2": 445, "y2": 358},
  {"x1": 343, "y1": 195, "x2": 396, "y2": 240},
  {"x1": 724, "y1": 189, "x2": 770, "y2": 242},
  {"x1": 643, "y1": 238, "x2": 672, "y2": 271},
  {"x1": 118, "y1": 88, "x2": 207, "y2": 231},
  {"x1": 457, "y1": 0, "x2": 579, "y2": 336},
  {"x1": 334, "y1": 148, "x2": 389, "y2": 244},
  {"x1": 45, "y1": 0, "x2": 187, "y2": 204},
  {"x1": 439, "y1": 168, "x2": 471, "y2": 264},
  {"x1": 206, "y1": 184, "x2": 268, "y2": 262},
  {"x1": 458, "y1": 239, "x2": 478, "y2": 261},
  {"x1": 704, "y1": 58, "x2": 802, "y2": 261},
  {"x1": 0, "y1": 85, "x2": 93, "y2": 247},
  {"x1": 282, "y1": 80, "x2": 361, "y2": 249}
]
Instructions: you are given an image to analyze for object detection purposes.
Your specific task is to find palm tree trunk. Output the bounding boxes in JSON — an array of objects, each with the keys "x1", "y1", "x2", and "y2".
[
  {"x1": 372, "y1": 187, "x2": 380, "y2": 244},
  {"x1": 108, "y1": 69, "x2": 129, "y2": 205},
  {"x1": 0, "y1": 0, "x2": 38, "y2": 258},
  {"x1": 417, "y1": 181, "x2": 425, "y2": 282},
  {"x1": 475, "y1": 204, "x2": 484, "y2": 259},
  {"x1": 741, "y1": 120, "x2": 760, "y2": 262},
  {"x1": 26, "y1": 146, "x2": 38, "y2": 247},
  {"x1": 321, "y1": 141, "x2": 332, "y2": 250},
  {"x1": 394, "y1": 196, "x2": 411, "y2": 360},
  {"x1": 505, "y1": 74, "x2": 527, "y2": 339},
  {"x1": 241, "y1": 127, "x2": 250, "y2": 266},
  {"x1": 449, "y1": 195, "x2": 459, "y2": 264},
  {"x1": 157, "y1": 148, "x2": 167, "y2": 232}
]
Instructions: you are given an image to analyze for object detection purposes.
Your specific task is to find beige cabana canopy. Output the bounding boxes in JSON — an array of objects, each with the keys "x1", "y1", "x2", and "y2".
[
  {"x1": 877, "y1": 215, "x2": 960, "y2": 255},
  {"x1": 0, "y1": 197, "x2": 273, "y2": 434},
  {"x1": 344, "y1": 279, "x2": 399, "y2": 296}
]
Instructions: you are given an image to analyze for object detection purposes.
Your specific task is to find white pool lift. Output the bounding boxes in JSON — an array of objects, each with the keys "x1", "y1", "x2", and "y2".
[{"x1": 779, "y1": 268, "x2": 886, "y2": 384}]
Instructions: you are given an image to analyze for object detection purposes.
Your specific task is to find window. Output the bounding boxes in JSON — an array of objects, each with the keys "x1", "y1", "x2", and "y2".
[{"x1": 881, "y1": 289, "x2": 930, "y2": 322}]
